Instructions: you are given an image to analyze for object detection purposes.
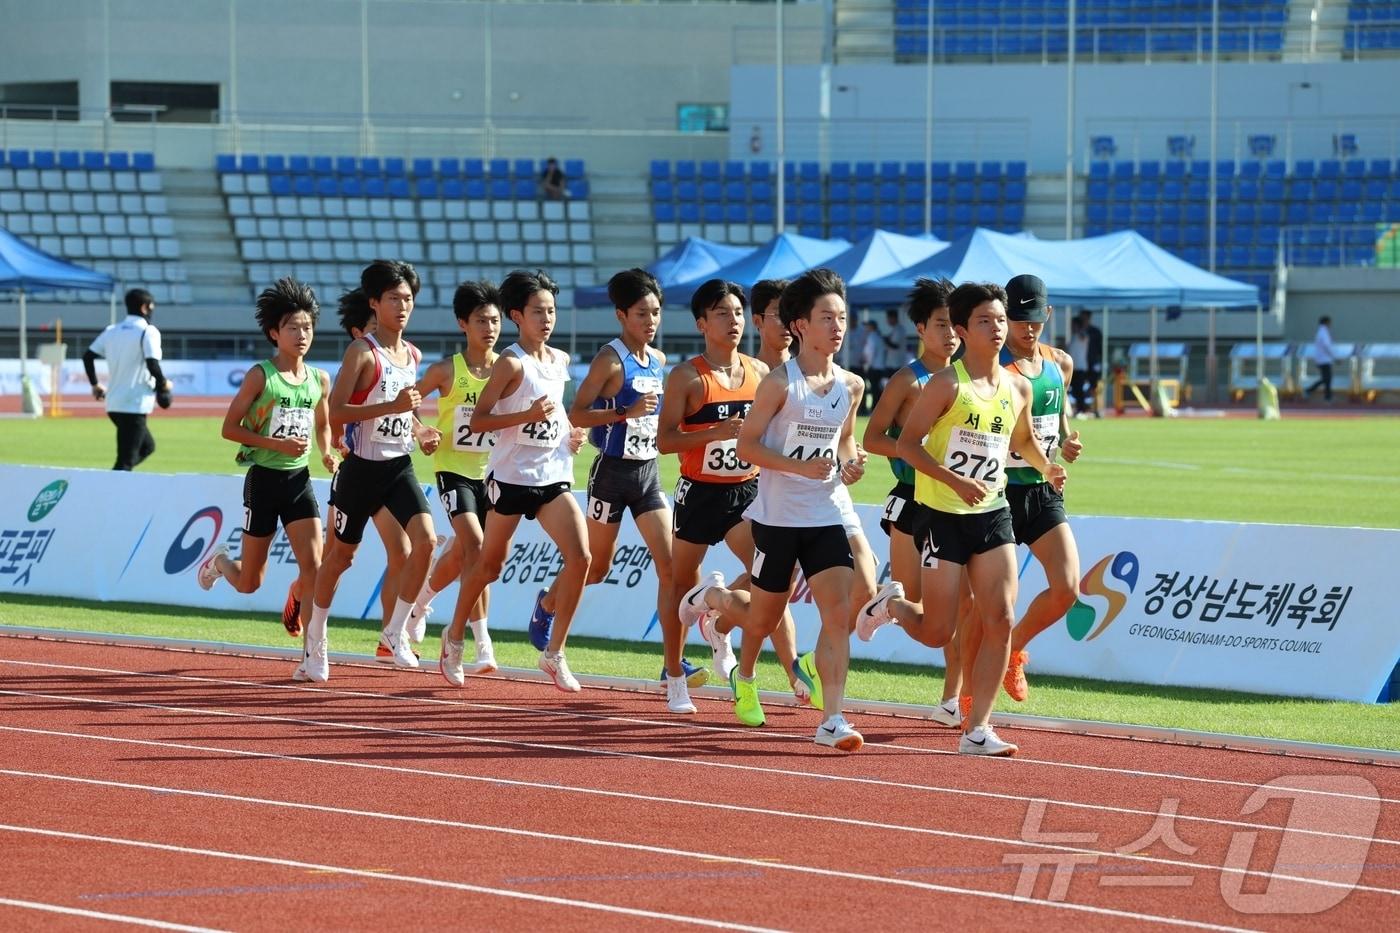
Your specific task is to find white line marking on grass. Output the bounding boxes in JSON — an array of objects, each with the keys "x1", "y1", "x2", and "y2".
[
  {"x1": 0, "y1": 896, "x2": 229, "y2": 931},
  {"x1": 1, "y1": 726, "x2": 1393, "y2": 899},
  {"x1": 0, "y1": 782, "x2": 1266, "y2": 931},
  {"x1": 1093, "y1": 457, "x2": 1400, "y2": 484},
  {"x1": 5, "y1": 657, "x2": 1396, "y2": 807}
]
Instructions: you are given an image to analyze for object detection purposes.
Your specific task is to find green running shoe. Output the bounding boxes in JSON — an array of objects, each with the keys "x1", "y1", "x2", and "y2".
[
  {"x1": 730, "y1": 667, "x2": 766, "y2": 727},
  {"x1": 793, "y1": 651, "x2": 824, "y2": 711}
]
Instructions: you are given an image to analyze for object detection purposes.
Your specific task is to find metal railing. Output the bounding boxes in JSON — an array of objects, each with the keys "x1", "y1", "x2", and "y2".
[
  {"x1": 1082, "y1": 116, "x2": 1400, "y2": 166},
  {"x1": 883, "y1": 23, "x2": 1288, "y2": 65}
]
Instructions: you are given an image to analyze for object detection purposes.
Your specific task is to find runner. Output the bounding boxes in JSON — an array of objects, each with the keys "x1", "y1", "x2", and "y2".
[
  {"x1": 198, "y1": 278, "x2": 335, "y2": 653},
  {"x1": 998, "y1": 274, "x2": 1083, "y2": 703},
  {"x1": 302, "y1": 260, "x2": 441, "y2": 683},
  {"x1": 858, "y1": 282, "x2": 1066, "y2": 756},
  {"x1": 858, "y1": 277, "x2": 966, "y2": 725},
  {"x1": 440, "y1": 269, "x2": 590, "y2": 691},
  {"x1": 406, "y1": 280, "x2": 502, "y2": 675},
  {"x1": 732, "y1": 267, "x2": 870, "y2": 750},
  {"x1": 566, "y1": 268, "x2": 707, "y2": 713}
]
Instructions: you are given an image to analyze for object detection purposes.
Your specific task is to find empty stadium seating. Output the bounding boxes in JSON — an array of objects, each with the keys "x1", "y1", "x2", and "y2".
[
  {"x1": 0, "y1": 149, "x2": 189, "y2": 304},
  {"x1": 217, "y1": 154, "x2": 594, "y2": 305},
  {"x1": 648, "y1": 159, "x2": 1027, "y2": 249},
  {"x1": 1346, "y1": 1, "x2": 1400, "y2": 52},
  {"x1": 893, "y1": 0, "x2": 1289, "y2": 61}
]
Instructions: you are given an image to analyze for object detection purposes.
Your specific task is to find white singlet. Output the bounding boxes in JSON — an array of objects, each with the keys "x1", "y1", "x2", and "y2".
[
  {"x1": 344, "y1": 334, "x2": 419, "y2": 461},
  {"x1": 487, "y1": 343, "x2": 574, "y2": 486}
]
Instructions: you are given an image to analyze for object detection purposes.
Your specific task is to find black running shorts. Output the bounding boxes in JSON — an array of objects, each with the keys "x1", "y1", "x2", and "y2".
[
  {"x1": 436, "y1": 471, "x2": 489, "y2": 525},
  {"x1": 913, "y1": 505, "x2": 1015, "y2": 567},
  {"x1": 486, "y1": 472, "x2": 570, "y2": 520},
  {"x1": 879, "y1": 481, "x2": 919, "y2": 537},
  {"x1": 750, "y1": 521, "x2": 854, "y2": 594},
  {"x1": 330, "y1": 454, "x2": 430, "y2": 544},
  {"x1": 673, "y1": 477, "x2": 757, "y2": 546},
  {"x1": 586, "y1": 455, "x2": 667, "y2": 525},
  {"x1": 1005, "y1": 482, "x2": 1068, "y2": 546},
  {"x1": 242, "y1": 464, "x2": 320, "y2": 538}
]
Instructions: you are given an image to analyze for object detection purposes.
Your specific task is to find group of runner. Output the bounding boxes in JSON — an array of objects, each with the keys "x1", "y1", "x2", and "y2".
[{"x1": 197, "y1": 259, "x2": 1083, "y2": 756}]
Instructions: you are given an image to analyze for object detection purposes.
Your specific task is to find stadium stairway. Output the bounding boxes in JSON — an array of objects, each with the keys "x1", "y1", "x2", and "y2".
[
  {"x1": 1284, "y1": 0, "x2": 1347, "y2": 60},
  {"x1": 588, "y1": 171, "x2": 657, "y2": 285},
  {"x1": 836, "y1": 0, "x2": 897, "y2": 63},
  {"x1": 1025, "y1": 172, "x2": 1085, "y2": 238},
  {"x1": 163, "y1": 169, "x2": 252, "y2": 308}
]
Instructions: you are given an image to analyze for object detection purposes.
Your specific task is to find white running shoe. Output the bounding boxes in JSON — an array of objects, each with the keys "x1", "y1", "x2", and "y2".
[
  {"x1": 440, "y1": 631, "x2": 466, "y2": 687},
  {"x1": 292, "y1": 659, "x2": 310, "y2": 682},
  {"x1": 467, "y1": 637, "x2": 498, "y2": 675},
  {"x1": 855, "y1": 580, "x2": 905, "y2": 642},
  {"x1": 538, "y1": 650, "x2": 580, "y2": 692},
  {"x1": 698, "y1": 609, "x2": 737, "y2": 682},
  {"x1": 408, "y1": 603, "x2": 432, "y2": 645},
  {"x1": 959, "y1": 725, "x2": 1018, "y2": 757},
  {"x1": 665, "y1": 675, "x2": 697, "y2": 714},
  {"x1": 196, "y1": 545, "x2": 228, "y2": 591},
  {"x1": 305, "y1": 637, "x2": 330, "y2": 683},
  {"x1": 815, "y1": 714, "x2": 864, "y2": 752},
  {"x1": 928, "y1": 698, "x2": 962, "y2": 728},
  {"x1": 383, "y1": 630, "x2": 420, "y2": 669},
  {"x1": 678, "y1": 571, "x2": 723, "y2": 629}
]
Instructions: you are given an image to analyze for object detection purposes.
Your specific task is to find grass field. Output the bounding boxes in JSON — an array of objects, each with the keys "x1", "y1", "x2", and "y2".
[{"x1": 2, "y1": 412, "x2": 1399, "y2": 749}]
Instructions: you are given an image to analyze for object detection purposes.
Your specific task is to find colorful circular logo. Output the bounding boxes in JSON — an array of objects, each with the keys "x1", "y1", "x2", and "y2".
[
  {"x1": 1066, "y1": 551, "x2": 1140, "y2": 641},
  {"x1": 164, "y1": 507, "x2": 223, "y2": 575},
  {"x1": 27, "y1": 479, "x2": 69, "y2": 522}
]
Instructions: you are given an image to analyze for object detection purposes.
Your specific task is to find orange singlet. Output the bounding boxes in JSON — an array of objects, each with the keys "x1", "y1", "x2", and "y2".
[{"x1": 678, "y1": 355, "x2": 761, "y2": 484}]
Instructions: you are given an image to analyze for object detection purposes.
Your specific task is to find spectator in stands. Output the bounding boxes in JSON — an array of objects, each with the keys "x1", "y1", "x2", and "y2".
[
  {"x1": 82, "y1": 288, "x2": 173, "y2": 470},
  {"x1": 1305, "y1": 315, "x2": 1336, "y2": 403},
  {"x1": 1069, "y1": 311, "x2": 1103, "y2": 418},
  {"x1": 539, "y1": 157, "x2": 566, "y2": 200}
]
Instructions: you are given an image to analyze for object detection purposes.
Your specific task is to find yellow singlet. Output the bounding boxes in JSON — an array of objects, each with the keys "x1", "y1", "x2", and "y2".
[
  {"x1": 915, "y1": 360, "x2": 1017, "y2": 515},
  {"x1": 432, "y1": 353, "x2": 494, "y2": 481}
]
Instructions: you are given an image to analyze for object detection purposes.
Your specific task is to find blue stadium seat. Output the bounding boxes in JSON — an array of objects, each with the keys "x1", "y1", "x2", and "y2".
[
  {"x1": 488, "y1": 158, "x2": 510, "y2": 180},
  {"x1": 702, "y1": 203, "x2": 723, "y2": 223},
  {"x1": 6, "y1": 149, "x2": 28, "y2": 168},
  {"x1": 880, "y1": 161, "x2": 901, "y2": 181},
  {"x1": 749, "y1": 162, "x2": 772, "y2": 182},
  {"x1": 799, "y1": 181, "x2": 822, "y2": 202},
  {"x1": 753, "y1": 203, "x2": 775, "y2": 224},
  {"x1": 416, "y1": 178, "x2": 439, "y2": 198},
  {"x1": 339, "y1": 177, "x2": 362, "y2": 197},
  {"x1": 977, "y1": 181, "x2": 999, "y2": 201},
  {"x1": 904, "y1": 161, "x2": 926, "y2": 180},
  {"x1": 58, "y1": 150, "x2": 80, "y2": 169},
  {"x1": 954, "y1": 161, "x2": 977, "y2": 180},
  {"x1": 954, "y1": 181, "x2": 975, "y2": 202},
  {"x1": 879, "y1": 203, "x2": 900, "y2": 226},
  {"x1": 564, "y1": 159, "x2": 584, "y2": 177},
  {"x1": 411, "y1": 158, "x2": 433, "y2": 177},
  {"x1": 384, "y1": 157, "x2": 405, "y2": 177},
  {"x1": 700, "y1": 160, "x2": 721, "y2": 182},
  {"x1": 566, "y1": 179, "x2": 589, "y2": 198},
  {"x1": 674, "y1": 160, "x2": 696, "y2": 181},
  {"x1": 32, "y1": 150, "x2": 55, "y2": 169},
  {"x1": 854, "y1": 203, "x2": 876, "y2": 226},
  {"x1": 359, "y1": 156, "x2": 381, "y2": 175},
  {"x1": 389, "y1": 178, "x2": 411, "y2": 198},
  {"x1": 316, "y1": 176, "x2": 337, "y2": 196},
  {"x1": 490, "y1": 179, "x2": 512, "y2": 199},
  {"x1": 679, "y1": 203, "x2": 700, "y2": 223},
  {"x1": 828, "y1": 161, "x2": 851, "y2": 182},
  {"x1": 82, "y1": 150, "x2": 104, "y2": 170},
  {"x1": 269, "y1": 175, "x2": 292, "y2": 196},
  {"x1": 216, "y1": 153, "x2": 237, "y2": 173},
  {"x1": 107, "y1": 151, "x2": 130, "y2": 171},
  {"x1": 800, "y1": 203, "x2": 823, "y2": 225},
  {"x1": 829, "y1": 181, "x2": 851, "y2": 202},
  {"x1": 364, "y1": 177, "x2": 387, "y2": 197},
  {"x1": 724, "y1": 181, "x2": 746, "y2": 202},
  {"x1": 930, "y1": 161, "x2": 951, "y2": 180},
  {"x1": 855, "y1": 161, "x2": 877, "y2": 181},
  {"x1": 437, "y1": 157, "x2": 460, "y2": 177},
  {"x1": 751, "y1": 181, "x2": 773, "y2": 202},
  {"x1": 463, "y1": 158, "x2": 484, "y2": 179},
  {"x1": 701, "y1": 180, "x2": 722, "y2": 202},
  {"x1": 724, "y1": 160, "x2": 746, "y2": 181},
  {"x1": 653, "y1": 202, "x2": 675, "y2": 222},
  {"x1": 799, "y1": 161, "x2": 821, "y2": 182},
  {"x1": 653, "y1": 180, "x2": 674, "y2": 201},
  {"x1": 829, "y1": 203, "x2": 852, "y2": 224},
  {"x1": 513, "y1": 158, "x2": 535, "y2": 179},
  {"x1": 650, "y1": 160, "x2": 670, "y2": 181},
  {"x1": 513, "y1": 179, "x2": 534, "y2": 198},
  {"x1": 676, "y1": 181, "x2": 698, "y2": 202}
]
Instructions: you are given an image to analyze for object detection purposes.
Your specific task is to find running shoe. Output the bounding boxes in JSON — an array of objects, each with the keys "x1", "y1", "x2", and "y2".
[
  {"x1": 304, "y1": 637, "x2": 330, "y2": 683},
  {"x1": 528, "y1": 590, "x2": 555, "y2": 651},
  {"x1": 440, "y1": 630, "x2": 466, "y2": 687},
  {"x1": 665, "y1": 675, "x2": 697, "y2": 714},
  {"x1": 855, "y1": 580, "x2": 904, "y2": 642},
  {"x1": 698, "y1": 611, "x2": 737, "y2": 682},
  {"x1": 196, "y1": 545, "x2": 228, "y2": 591},
  {"x1": 815, "y1": 714, "x2": 863, "y2": 752},
  {"x1": 538, "y1": 650, "x2": 580, "y2": 692},
  {"x1": 678, "y1": 571, "x2": 724, "y2": 629},
  {"x1": 292, "y1": 659, "x2": 310, "y2": 682},
  {"x1": 1003, "y1": 649, "x2": 1030, "y2": 702},
  {"x1": 730, "y1": 667, "x2": 765, "y2": 727},
  {"x1": 280, "y1": 582, "x2": 302, "y2": 637},
  {"x1": 467, "y1": 637, "x2": 498, "y2": 675},
  {"x1": 928, "y1": 697, "x2": 961, "y2": 727},
  {"x1": 959, "y1": 725, "x2": 1018, "y2": 757},
  {"x1": 377, "y1": 631, "x2": 420, "y2": 669},
  {"x1": 409, "y1": 535, "x2": 449, "y2": 644},
  {"x1": 793, "y1": 651, "x2": 824, "y2": 711},
  {"x1": 657, "y1": 657, "x2": 709, "y2": 689}
]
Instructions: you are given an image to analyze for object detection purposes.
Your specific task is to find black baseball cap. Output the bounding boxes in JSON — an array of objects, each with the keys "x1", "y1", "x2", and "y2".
[{"x1": 1005, "y1": 274, "x2": 1049, "y2": 323}]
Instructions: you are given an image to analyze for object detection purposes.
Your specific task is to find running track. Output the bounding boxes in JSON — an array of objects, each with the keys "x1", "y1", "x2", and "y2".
[{"x1": 0, "y1": 634, "x2": 1395, "y2": 931}]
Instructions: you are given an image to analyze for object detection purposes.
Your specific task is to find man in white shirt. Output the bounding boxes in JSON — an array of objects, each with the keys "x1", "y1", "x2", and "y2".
[
  {"x1": 1304, "y1": 315, "x2": 1337, "y2": 403},
  {"x1": 82, "y1": 288, "x2": 172, "y2": 470}
]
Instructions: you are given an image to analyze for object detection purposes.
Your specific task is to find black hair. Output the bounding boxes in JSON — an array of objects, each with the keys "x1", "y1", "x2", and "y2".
[
  {"x1": 750, "y1": 279, "x2": 788, "y2": 317},
  {"x1": 607, "y1": 267, "x2": 663, "y2": 312},
  {"x1": 947, "y1": 282, "x2": 1008, "y2": 329},
  {"x1": 905, "y1": 277, "x2": 955, "y2": 328},
  {"x1": 360, "y1": 259, "x2": 420, "y2": 301},
  {"x1": 453, "y1": 279, "x2": 502, "y2": 323},
  {"x1": 254, "y1": 277, "x2": 319, "y2": 345},
  {"x1": 125, "y1": 288, "x2": 154, "y2": 316},
  {"x1": 777, "y1": 268, "x2": 846, "y2": 330},
  {"x1": 499, "y1": 268, "x2": 559, "y2": 319},
  {"x1": 337, "y1": 287, "x2": 372, "y2": 337},
  {"x1": 688, "y1": 278, "x2": 746, "y2": 321}
]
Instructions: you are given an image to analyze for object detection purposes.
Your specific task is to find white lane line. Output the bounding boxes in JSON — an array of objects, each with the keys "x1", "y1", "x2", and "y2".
[
  {"x1": 5, "y1": 657, "x2": 1395, "y2": 806},
  {"x1": 0, "y1": 784, "x2": 1263, "y2": 931},
  {"x1": 2, "y1": 686, "x2": 1394, "y2": 852},
  {"x1": 0, "y1": 896, "x2": 229, "y2": 931},
  {"x1": 0, "y1": 823, "x2": 777, "y2": 932},
  {"x1": 3, "y1": 727, "x2": 1394, "y2": 899},
  {"x1": 1092, "y1": 457, "x2": 1400, "y2": 485}
]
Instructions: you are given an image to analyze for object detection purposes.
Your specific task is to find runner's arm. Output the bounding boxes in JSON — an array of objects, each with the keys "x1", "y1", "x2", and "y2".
[
  {"x1": 838, "y1": 372, "x2": 867, "y2": 485},
  {"x1": 656, "y1": 363, "x2": 735, "y2": 454},
  {"x1": 894, "y1": 371, "x2": 961, "y2": 487},
  {"x1": 328, "y1": 339, "x2": 416, "y2": 424},
  {"x1": 315, "y1": 370, "x2": 337, "y2": 472},
  {"x1": 861, "y1": 366, "x2": 913, "y2": 458},
  {"x1": 219, "y1": 365, "x2": 289, "y2": 453},
  {"x1": 468, "y1": 354, "x2": 541, "y2": 432},
  {"x1": 567, "y1": 347, "x2": 629, "y2": 428}
]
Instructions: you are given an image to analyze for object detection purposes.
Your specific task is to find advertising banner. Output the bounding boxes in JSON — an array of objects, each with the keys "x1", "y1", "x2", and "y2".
[{"x1": 1, "y1": 464, "x2": 1396, "y2": 703}]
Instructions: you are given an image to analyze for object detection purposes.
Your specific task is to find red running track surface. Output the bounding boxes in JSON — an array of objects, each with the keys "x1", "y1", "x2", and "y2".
[{"x1": 0, "y1": 635, "x2": 1396, "y2": 932}]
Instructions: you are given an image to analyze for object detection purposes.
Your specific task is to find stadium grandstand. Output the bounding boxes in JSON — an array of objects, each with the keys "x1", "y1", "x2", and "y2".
[{"x1": 2, "y1": 0, "x2": 1399, "y2": 384}]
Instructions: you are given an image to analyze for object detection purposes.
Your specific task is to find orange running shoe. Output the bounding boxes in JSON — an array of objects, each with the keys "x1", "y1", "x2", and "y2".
[
  {"x1": 1004, "y1": 649, "x2": 1030, "y2": 702},
  {"x1": 281, "y1": 583, "x2": 302, "y2": 637},
  {"x1": 959, "y1": 695, "x2": 973, "y2": 732}
]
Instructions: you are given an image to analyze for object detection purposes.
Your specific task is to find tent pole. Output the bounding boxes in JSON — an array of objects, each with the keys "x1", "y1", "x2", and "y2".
[
  {"x1": 18, "y1": 287, "x2": 27, "y2": 383},
  {"x1": 110, "y1": 287, "x2": 117, "y2": 326},
  {"x1": 1207, "y1": 305, "x2": 1217, "y2": 402},
  {"x1": 1101, "y1": 304, "x2": 1109, "y2": 415},
  {"x1": 923, "y1": 0, "x2": 934, "y2": 236},
  {"x1": 1255, "y1": 303, "x2": 1263, "y2": 383},
  {"x1": 1149, "y1": 304, "x2": 1159, "y2": 393}
]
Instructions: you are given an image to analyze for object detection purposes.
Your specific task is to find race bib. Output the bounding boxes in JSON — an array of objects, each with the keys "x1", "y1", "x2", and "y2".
[
  {"x1": 702, "y1": 438, "x2": 752, "y2": 478},
  {"x1": 944, "y1": 427, "x2": 1010, "y2": 485},
  {"x1": 782, "y1": 415, "x2": 839, "y2": 463},
  {"x1": 452, "y1": 404, "x2": 495, "y2": 451},
  {"x1": 373, "y1": 412, "x2": 414, "y2": 445},
  {"x1": 1008, "y1": 413, "x2": 1059, "y2": 466},
  {"x1": 268, "y1": 405, "x2": 312, "y2": 441},
  {"x1": 622, "y1": 414, "x2": 659, "y2": 460},
  {"x1": 518, "y1": 417, "x2": 563, "y2": 448}
]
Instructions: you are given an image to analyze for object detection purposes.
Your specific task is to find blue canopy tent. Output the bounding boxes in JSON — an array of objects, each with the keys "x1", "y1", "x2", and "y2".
[
  {"x1": 680, "y1": 231, "x2": 851, "y2": 301},
  {"x1": 572, "y1": 237, "x2": 754, "y2": 308},
  {"x1": 1, "y1": 227, "x2": 116, "y2": 414},
  {"x1": 823, "y1": 229, "x2": 948, "y2": 287}
]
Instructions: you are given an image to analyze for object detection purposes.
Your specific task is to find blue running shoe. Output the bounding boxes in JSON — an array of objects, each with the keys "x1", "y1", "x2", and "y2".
[
  {"x1": 659, "y1": 657, "x2": 710, "y2": 689},
  {"x1": 528, "y1": 590, "x2": 555, "y2": 651}
]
